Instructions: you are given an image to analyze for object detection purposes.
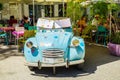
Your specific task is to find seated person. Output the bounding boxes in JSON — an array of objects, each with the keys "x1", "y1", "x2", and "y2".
[
  {"x1": 23, "y1": 17, "x2": 30, "y2": 30},
  {"x1": 92, "y1": 15, "x2": 100, "y2": 28},
  {"x1": 8, "y1": 15, "x2": 17, "y2": 27},
  {"x1": 103, "y1": 21, "x2": 109, "y2": 31},
  {"x1": 97, "y1": 23, "x2": 109, "y2": 35}
]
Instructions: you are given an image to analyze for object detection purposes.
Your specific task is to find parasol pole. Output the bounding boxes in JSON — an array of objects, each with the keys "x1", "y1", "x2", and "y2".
[{"x1": 33, "y1": 0, "x2": 35, "y2": 25}]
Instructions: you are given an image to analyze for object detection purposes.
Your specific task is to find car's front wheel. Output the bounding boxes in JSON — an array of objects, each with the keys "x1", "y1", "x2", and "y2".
[{"x1": 28, "y1": 66, "x2": 35, "y2": 71}]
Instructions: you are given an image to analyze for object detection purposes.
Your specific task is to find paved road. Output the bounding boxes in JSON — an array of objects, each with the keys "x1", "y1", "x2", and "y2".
[{"x1": 0, "y1": 44, "x2": 120, "y2": 80}]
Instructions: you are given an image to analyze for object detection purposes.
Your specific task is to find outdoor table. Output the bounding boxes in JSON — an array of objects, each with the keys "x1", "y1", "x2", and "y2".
[
  {"x1": 12, "y1": 31, "x2": 24, "y2": 38},
  {"x1": 0, "y1": 27, "x2": 15, "y2": 43},
  {"x1": 12, "y1": 31, "x2": 24, "y2": 45},
  {"x1": 0, "y1": 27, "x2": 15, "y2": 32}
]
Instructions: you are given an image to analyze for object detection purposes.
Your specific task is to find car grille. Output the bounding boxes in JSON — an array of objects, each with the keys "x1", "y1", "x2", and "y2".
[{"x1": 42, "y1": 48, "x2": 64, "y2": 64}]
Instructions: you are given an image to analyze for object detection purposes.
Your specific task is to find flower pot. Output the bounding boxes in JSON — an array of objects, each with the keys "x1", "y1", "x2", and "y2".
[{"x1": 108, "y1": 42, "x2": 120, "y2": 56}]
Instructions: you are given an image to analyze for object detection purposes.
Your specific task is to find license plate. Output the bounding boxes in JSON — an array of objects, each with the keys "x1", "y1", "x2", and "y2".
[{"x1": 42, "y1": 57, "x2": 64, "y2": 64}]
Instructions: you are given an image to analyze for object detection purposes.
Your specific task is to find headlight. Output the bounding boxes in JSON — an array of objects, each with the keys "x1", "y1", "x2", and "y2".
[{"x1": 72, "y1": 39, "x2": 79, "y2": 46}]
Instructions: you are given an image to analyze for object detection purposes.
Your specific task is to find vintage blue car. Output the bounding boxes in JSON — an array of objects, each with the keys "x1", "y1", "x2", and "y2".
[{"x1": 24, "y1": 18, "x2": 85, "y2": 74}]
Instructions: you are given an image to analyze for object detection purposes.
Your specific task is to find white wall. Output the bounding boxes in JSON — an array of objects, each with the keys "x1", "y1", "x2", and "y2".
[
  {"x1": 18, "y1": 4, "x2": 23, "y2": 20},
  {"x1": 1, "y1": 3, "x2": 25, "y2": 20},
  {"x1": 2, "y1": 3, "x2": 10, "y2": 19},
  {"x1": 23, "y1": 4, "x2": 29, "y2": 17}
]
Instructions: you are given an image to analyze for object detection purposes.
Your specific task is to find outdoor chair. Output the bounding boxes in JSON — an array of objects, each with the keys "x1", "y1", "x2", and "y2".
[
  {"x1": 96, "y1": 25, "x2": 109, "y2": 46},
  {"x1": 28, "y1": 26, "x2": 37, "y2": 30},
  {"x1": 0, "y1": 30, "x2": 8, "y2": 45},
  {"x1": 12, "y1": 27, "x2": 24, "y2": 45}
]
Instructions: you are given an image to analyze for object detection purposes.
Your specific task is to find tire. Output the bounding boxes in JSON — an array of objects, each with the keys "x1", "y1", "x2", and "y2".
[{"x1": 28, "y1": 66, "x2": 35, "y2": 71}]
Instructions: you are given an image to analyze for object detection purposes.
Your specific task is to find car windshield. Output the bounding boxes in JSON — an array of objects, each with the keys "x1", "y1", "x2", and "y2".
[{"x1": 36, "y1": 18, "x2": 72, "y2": 29}]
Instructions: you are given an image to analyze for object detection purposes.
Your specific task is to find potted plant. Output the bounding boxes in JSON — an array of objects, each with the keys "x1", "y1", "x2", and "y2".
[{"x1": 108, "y1": 31, "x2": 120, "y2": 56}]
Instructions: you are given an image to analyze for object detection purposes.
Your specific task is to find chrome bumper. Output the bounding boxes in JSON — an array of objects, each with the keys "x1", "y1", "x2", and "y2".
[{"x1": 25, "y1": 59, "x2": 84, "y2": 68}]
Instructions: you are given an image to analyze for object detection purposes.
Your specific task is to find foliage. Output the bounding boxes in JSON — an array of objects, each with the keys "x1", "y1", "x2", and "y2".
[
  {"x1": 90, "y1": 1, "x2": 108, "y2": 18},
  {"x1": 108, "y1": 2, "x2": 120, "y2": 11},
  {"x1": 66, "y1": 0, "x2": 85, "y2": 27},
  {"x1": 18, "y1": 30, "x2": 36, "y2": 52},
  {"x1": 81, "y1": 24, "x2": 96, "y2": 41},
  {"x1": 90, "y1": 0, "x2": 120, "y2": 18},
  {"x1": 0, "y1": 3, "x2": 3, "y2": 11},
  {"x1": 108, "y1": 3, "x2": 120, "y2": 18},
  {"x1": 110, "y1": 31, "x2": 120, "y2": 44},
  {"x1": 18, "y1": 30, "x2": 36, "y2": 43}
]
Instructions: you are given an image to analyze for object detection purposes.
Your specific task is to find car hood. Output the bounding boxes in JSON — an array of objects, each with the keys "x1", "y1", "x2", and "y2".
[{"x1": 35, "y1": 32, "x2": 73, "y2": 52}]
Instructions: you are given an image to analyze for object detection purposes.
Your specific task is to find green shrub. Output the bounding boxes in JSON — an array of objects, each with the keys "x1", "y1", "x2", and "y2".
[{"x1": 110, "y1": 31, "x2": 120, "y2": 44}]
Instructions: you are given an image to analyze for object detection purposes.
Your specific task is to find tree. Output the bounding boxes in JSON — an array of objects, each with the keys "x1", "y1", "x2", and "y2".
[
  {"x1": 66, "y1": 0, "x2": 86, "y2": 27},
  {"x1": 90, "y1": 1, "x2": 108, "y2": 19}
]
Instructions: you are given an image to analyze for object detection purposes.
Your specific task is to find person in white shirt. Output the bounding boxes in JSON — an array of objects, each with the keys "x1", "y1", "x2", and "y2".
[{"x1": 92, "y1": 15, "x2": 100, "y2": 28}]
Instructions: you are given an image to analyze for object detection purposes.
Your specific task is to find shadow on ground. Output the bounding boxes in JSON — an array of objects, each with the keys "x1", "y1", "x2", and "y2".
[
  {"x1": 0, "y1": 45, "x2": 23, "y2": 60},
  {"x1": 31, "y1": 43, "x2": 120, "y2": 77}
]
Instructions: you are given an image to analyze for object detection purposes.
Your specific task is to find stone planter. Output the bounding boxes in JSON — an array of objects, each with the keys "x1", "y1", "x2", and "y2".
[{"x1": 108, "y1": 42, "x2": 120, "y2": 56}]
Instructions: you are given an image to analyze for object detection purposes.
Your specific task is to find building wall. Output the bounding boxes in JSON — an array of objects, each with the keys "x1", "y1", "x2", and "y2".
[
  {"x1": 1, "y1": 3, "x2": 64, "y2": 20},
  {"x1": 1, "y1": 3, "x2": 10, "y2": 19},
  {"x1": 1, "y1": 3, "x2": 29, "y2": 20},
  {"x1": 23, "y1": 4, "x2": 29, "y2": 18}
]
